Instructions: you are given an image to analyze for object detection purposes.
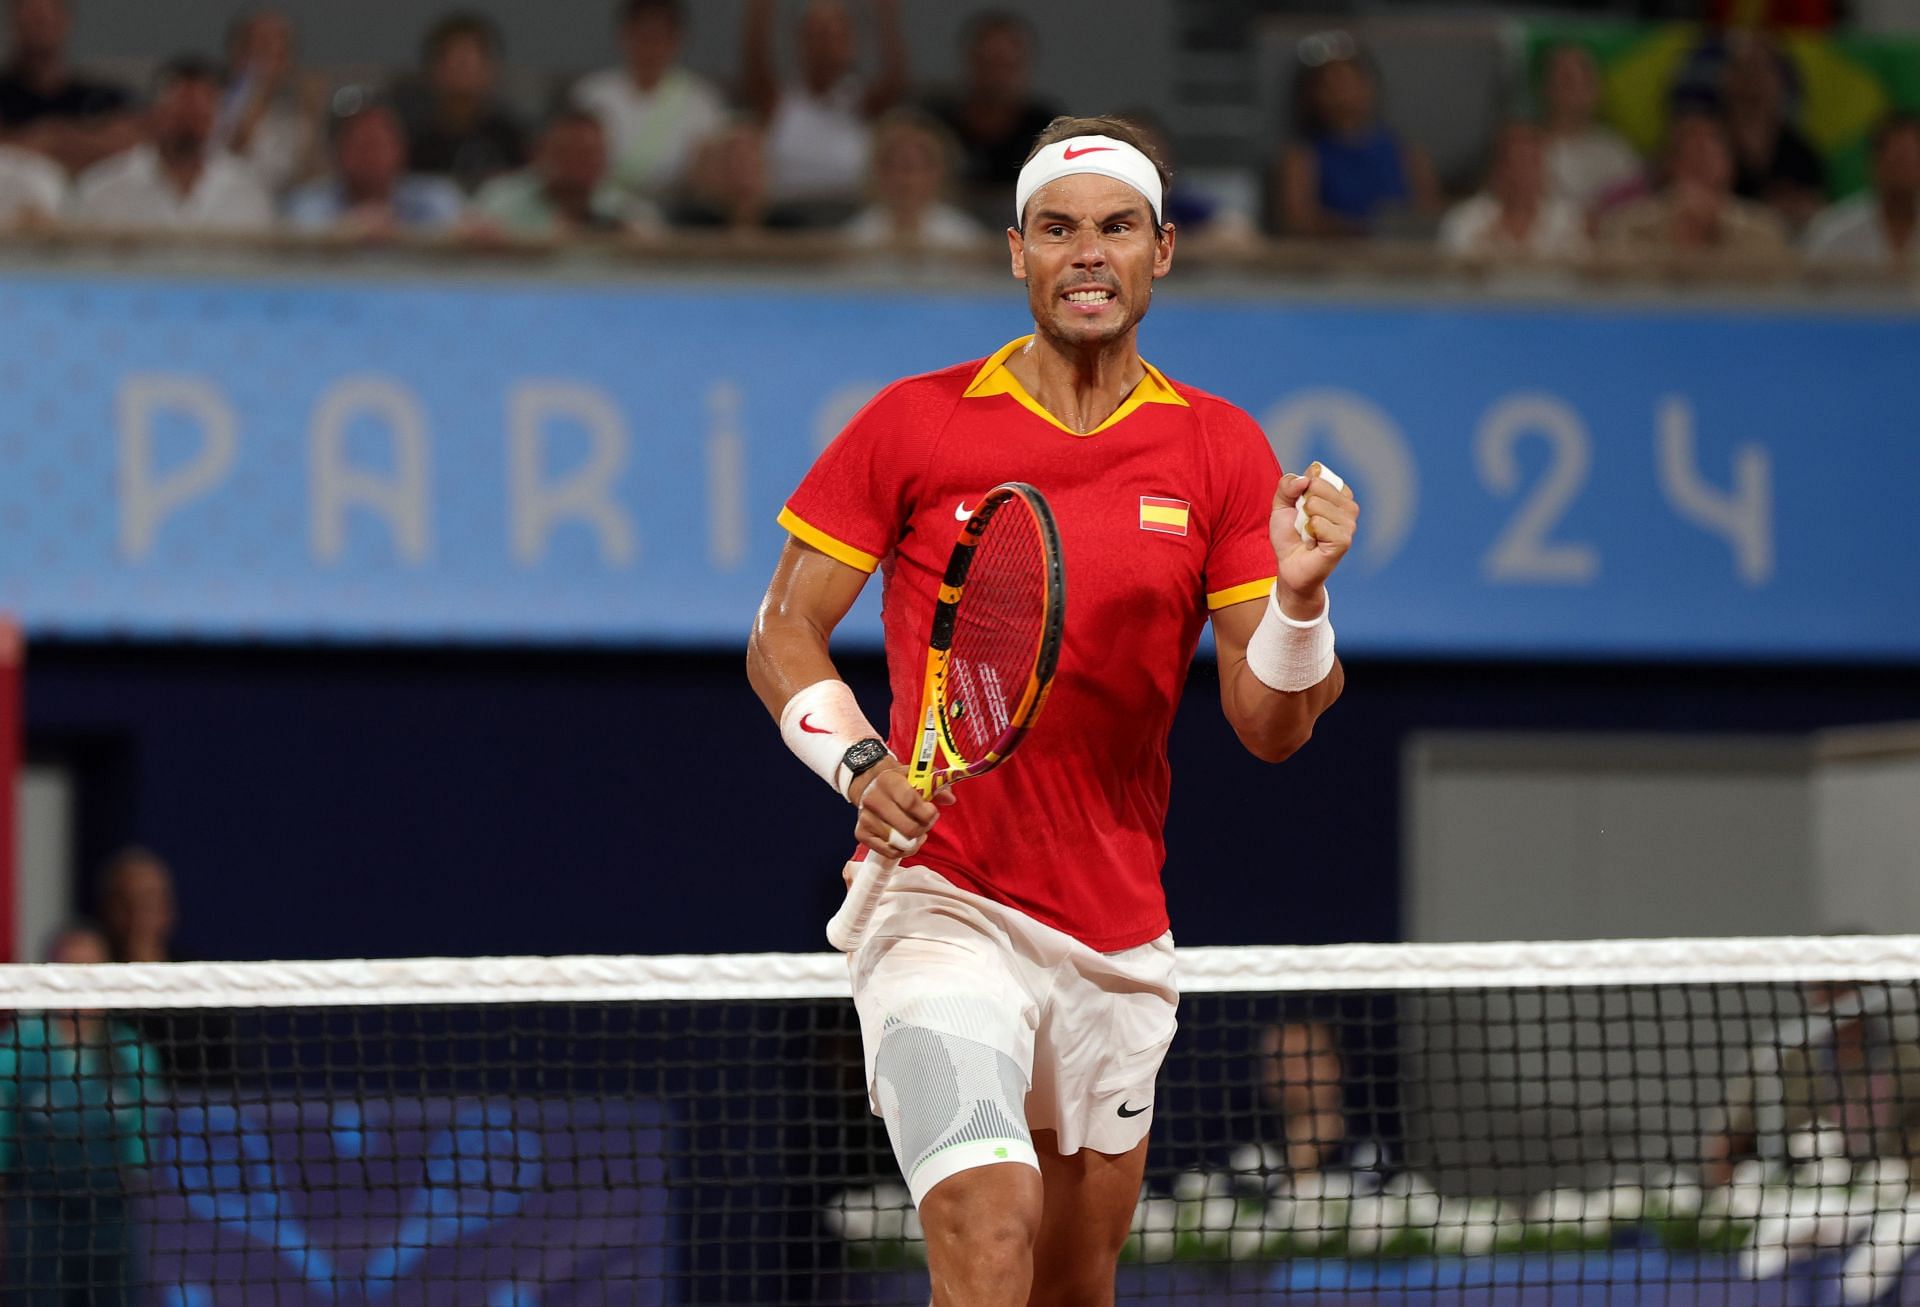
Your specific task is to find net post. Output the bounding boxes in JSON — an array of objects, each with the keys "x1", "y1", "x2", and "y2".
[{"x1": 0, "y1": 616, "x2": 17, "y2": 963}]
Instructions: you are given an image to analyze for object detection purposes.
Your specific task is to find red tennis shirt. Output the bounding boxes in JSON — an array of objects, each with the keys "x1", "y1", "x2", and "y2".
[{"x1": 780, "y1": 336, "x2": 1282, "y2": 951}]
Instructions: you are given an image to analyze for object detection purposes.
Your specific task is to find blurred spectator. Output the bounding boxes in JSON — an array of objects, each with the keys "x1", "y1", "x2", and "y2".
[
  {"x1": 1271, "y1": 31, "x2": 1439, "y2": 238},
  {"x1": 922, "y1": 11, "x2": 1061, "y2": 228},
  {"x1": 742, "y1": 0, "x2": 907, "y2": 212},
  {"x1": 1538, "y1": 43, "x2": 1642, "y2": 216},
  {"x1": 1439, "y1": 121, "x2": 1588, "y2": 260},
  {"x1": 1128, "y1": 109, "x2": 1258, "y2": 247},
  {"x1": 1806, "y1": 112, "x2": 1920, "y2": 264},
  {"x1": 71, "y1": 56, "x2": 273, "y2": 232},
  {"x1": 97, "y1": 847, "x2": 236, "y2": 1085},
  {"x1": 1701, "y1": 980, "x2": 1920, "y2": 1187},
  {"x1": 1600, "y1": 110, "x2": 1788, "y2": 257},
  {"x1": 473, "y1": 108, "x2": 655, "y2": 238},
  {"x1": 215, "y1": 6, "x2": 323, "y2": 197},
  {"x1": 0, "y1": 0, "x2": 136, "y2": 173},
  {"x1": 286, "y1": 90, "x2": 465, "y2": 237},
  {"x1": 572, "y1": 0, "x2": 724, "y2": 201},
  {"x1": 97, "y1": 846, "x2": 176, "y2": 965},
  {"x1": 1717, "y1": 32, "x2": 1825, "y2": 231},
  {"x1": 393, "y1": 10, "x2": 527, "y2": 196},
  {"x1": 666, "y1": 117, "x2": 810, "y2": 233},
  {"x1": 841, "y1": 109, "x2": 985, "y2": 251},
  {"x1": 1261, "y1": 1020, "x2": 1349, "y2": 1176},
  {"x1": 0, "y1": 922, "x2": 166, "y2": 1303},
  {"x1": 0, "y1": 139, "x2": 61, "y2": 224}
]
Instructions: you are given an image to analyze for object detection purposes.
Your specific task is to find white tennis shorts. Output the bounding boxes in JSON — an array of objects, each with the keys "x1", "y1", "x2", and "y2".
[{"x1": 848, "y1": 864, "x2": 1179, "y2": 1205}]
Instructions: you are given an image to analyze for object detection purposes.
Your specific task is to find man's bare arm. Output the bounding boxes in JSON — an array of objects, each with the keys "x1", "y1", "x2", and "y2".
[
  {"x1": 747, "y1": 537, "x2": 867, "y2": 715},
  {"x1": 1210, "y1": 467, "x2": 1358, "y2": 762},
  {"x1": 747, "y1": 537, "x2": 943, "y2": 858},
  {"x1": 1213, "y1": 598, "x2": 1344, "y2": 762}
]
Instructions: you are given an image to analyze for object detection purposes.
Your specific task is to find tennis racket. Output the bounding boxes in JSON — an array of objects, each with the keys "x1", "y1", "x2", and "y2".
[{"x1": 825, "y1": 481, "x2": 1067, "y2": 953}]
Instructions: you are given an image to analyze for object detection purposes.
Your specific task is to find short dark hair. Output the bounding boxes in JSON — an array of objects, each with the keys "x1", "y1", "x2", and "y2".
[
  {"x1": 422, "y1": 10, "x2": 503, "y2": 65},
  {"x1": 153, "y1": 53, "x2": 222, "y2": 96},
  {"x1": 325, "y1": 83, "x2": 398, "y2": 142},
  {"x1": 619, "y1": 0, "x2": 682, "y2": 27},
  {"x1": 1291, "y1": 33, "x2": 1378, "y2": 140},
  {"x1": 1666, "y1": 103, "x2": 1731, "y2": 150},
  {"x1": 1019, "y1": 114, "x2": 1172, "y2": 230},
  {"x1": 95, "y1": 844, "x2": 169, "y2": 903}
]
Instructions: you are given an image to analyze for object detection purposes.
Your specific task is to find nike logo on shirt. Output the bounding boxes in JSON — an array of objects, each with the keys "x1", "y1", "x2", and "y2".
[
  {"x1": 955, "y1": 502, "x2": 974, "y2": 521},
  {"x1": 1117, "y1": 1101, "x2": 1150, "y2": 1118}
]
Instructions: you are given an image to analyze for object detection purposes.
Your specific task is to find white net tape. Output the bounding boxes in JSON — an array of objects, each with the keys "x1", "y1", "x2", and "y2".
[{"x1": 1, "y1": 934, "x2": 1915, "y2": 1008}]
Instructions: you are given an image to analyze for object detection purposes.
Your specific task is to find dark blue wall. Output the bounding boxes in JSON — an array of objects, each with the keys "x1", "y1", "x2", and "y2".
[{"x1": 24, "y1": 645, "x2": 1920, "y2": 960}]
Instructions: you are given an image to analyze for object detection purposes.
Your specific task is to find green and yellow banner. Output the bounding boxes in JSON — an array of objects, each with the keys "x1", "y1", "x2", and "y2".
[{"x1": 1522, "y1": 21, "x2": 1920, "y2": 196}]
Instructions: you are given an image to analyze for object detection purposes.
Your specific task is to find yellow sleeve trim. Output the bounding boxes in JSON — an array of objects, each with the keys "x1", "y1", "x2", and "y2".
[
  {"x1": 1206, "y1": 577, "x2": 1276, "y2": 611},
  {"x1": 777, "y1": 507, "x2": 881, "y2": 574}
]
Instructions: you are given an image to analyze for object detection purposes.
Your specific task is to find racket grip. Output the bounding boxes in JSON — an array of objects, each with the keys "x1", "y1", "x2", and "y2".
[{"x1": 826, "y1": 851, "x2": 902, "y2": 953}]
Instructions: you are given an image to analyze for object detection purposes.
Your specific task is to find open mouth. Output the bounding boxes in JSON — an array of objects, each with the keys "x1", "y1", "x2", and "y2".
[{"x1": 1061, "y1": 286, "x2": 1117, "y2": 311}]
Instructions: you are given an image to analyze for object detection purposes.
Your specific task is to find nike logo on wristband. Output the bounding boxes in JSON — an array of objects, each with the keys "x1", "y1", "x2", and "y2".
[
  {"x1": 1117, "y1": 1101, "x2": 1150, "y2": 1118},
  {"x1": 798, "y1": 714, "x2": 831, "y2": 735}
]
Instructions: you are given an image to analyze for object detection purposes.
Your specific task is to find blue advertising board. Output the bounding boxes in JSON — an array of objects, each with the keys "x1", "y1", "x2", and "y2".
[
  {"x1": 0, "y1": 273, "x2": 1914, "y2": 658},
  {"x1": 142, "y1": 1095, "x2": 670, "y2": 1306}
]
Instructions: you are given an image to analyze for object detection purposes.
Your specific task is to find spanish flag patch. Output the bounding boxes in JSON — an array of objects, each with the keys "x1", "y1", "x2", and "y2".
[{"x1": 1139, "y1": 496, "x2": 1190, "y2": 536}]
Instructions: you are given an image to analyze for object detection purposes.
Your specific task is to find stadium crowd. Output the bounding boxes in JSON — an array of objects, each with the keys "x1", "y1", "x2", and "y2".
[{"x1": 0, "y1": 0, "x2": 1915, "y2": 265}]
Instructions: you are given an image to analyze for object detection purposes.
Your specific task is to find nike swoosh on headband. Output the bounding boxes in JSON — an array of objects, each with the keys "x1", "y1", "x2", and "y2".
[{"x1": 1015, "y1": 135, "x2": 1164, "y2": 227}]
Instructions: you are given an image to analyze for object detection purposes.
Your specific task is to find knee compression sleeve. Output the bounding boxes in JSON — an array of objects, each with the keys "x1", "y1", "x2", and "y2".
[{"x1": 872, "y1": 1017, "x2": 1039, "y2": 1206}]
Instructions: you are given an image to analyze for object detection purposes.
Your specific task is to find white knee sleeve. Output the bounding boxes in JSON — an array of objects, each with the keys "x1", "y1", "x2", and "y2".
[{"x1": 872, "y1": 1017, "x2": 1040, "y2": 1206}]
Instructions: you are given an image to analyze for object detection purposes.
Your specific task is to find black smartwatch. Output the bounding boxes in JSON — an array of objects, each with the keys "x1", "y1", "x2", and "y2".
[{"x1": 840, "y1": 738, "x2": 891, "y2": 794}]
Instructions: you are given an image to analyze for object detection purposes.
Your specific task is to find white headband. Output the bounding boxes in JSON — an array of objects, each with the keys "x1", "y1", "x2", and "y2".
[{"x1": 1014, "y1": 135, "x2": 1164, "y2": 229}]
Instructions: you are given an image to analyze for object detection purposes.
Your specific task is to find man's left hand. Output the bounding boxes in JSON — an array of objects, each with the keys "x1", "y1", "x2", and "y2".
[{"x1": 1271, "y1": 465, "x2": 1359, "y2": 619}]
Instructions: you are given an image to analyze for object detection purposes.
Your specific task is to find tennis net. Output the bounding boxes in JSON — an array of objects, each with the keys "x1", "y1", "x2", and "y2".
[{"x1": 3, "y1": 937, "x2": 1920, "y2": 1304}]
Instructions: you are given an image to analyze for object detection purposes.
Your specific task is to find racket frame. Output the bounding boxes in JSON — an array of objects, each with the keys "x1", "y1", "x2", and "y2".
[{"x1": 826, "y1": 481, "x2": 1065, "y2": 952}]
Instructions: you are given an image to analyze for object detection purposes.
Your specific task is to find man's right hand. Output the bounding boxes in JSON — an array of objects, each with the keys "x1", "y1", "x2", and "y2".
[{"x1": 848, "y1": 759, "x2": 951, "y2": 860}]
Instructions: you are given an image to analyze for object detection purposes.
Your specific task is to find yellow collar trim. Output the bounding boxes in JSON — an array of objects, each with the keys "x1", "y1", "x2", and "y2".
[{"x1": 961, "y1": 336, "x2": 1188, "y2": 437}]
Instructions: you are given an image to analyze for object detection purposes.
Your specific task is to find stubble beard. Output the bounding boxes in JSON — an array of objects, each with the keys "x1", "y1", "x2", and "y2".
[{"x1": 1029, "y1": 281, "x2": 1150, "y2": 354}]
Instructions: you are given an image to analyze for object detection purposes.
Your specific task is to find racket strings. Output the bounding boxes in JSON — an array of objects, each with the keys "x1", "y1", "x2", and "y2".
[{"x1": 945, "y1": 505, "x2": 1047, "y2": 763}]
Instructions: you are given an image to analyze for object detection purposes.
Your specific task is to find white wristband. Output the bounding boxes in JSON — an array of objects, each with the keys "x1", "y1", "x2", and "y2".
[
  {"x1": 1245, "y1": 588, "x2": 1335, "y2": 693},
  {"x1": 779, "y1": 679, "x2": 888, "y2": 798}
]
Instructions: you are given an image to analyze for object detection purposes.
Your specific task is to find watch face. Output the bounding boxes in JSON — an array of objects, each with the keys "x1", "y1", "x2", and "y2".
[{"x1": 844, "y1": 739, "x2": 889, "y2": 775}]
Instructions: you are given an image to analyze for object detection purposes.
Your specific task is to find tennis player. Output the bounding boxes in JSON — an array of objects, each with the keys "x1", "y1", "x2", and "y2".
[{"x1": 747, "y1": 115, "x2": 1357, "y2": 1305}]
